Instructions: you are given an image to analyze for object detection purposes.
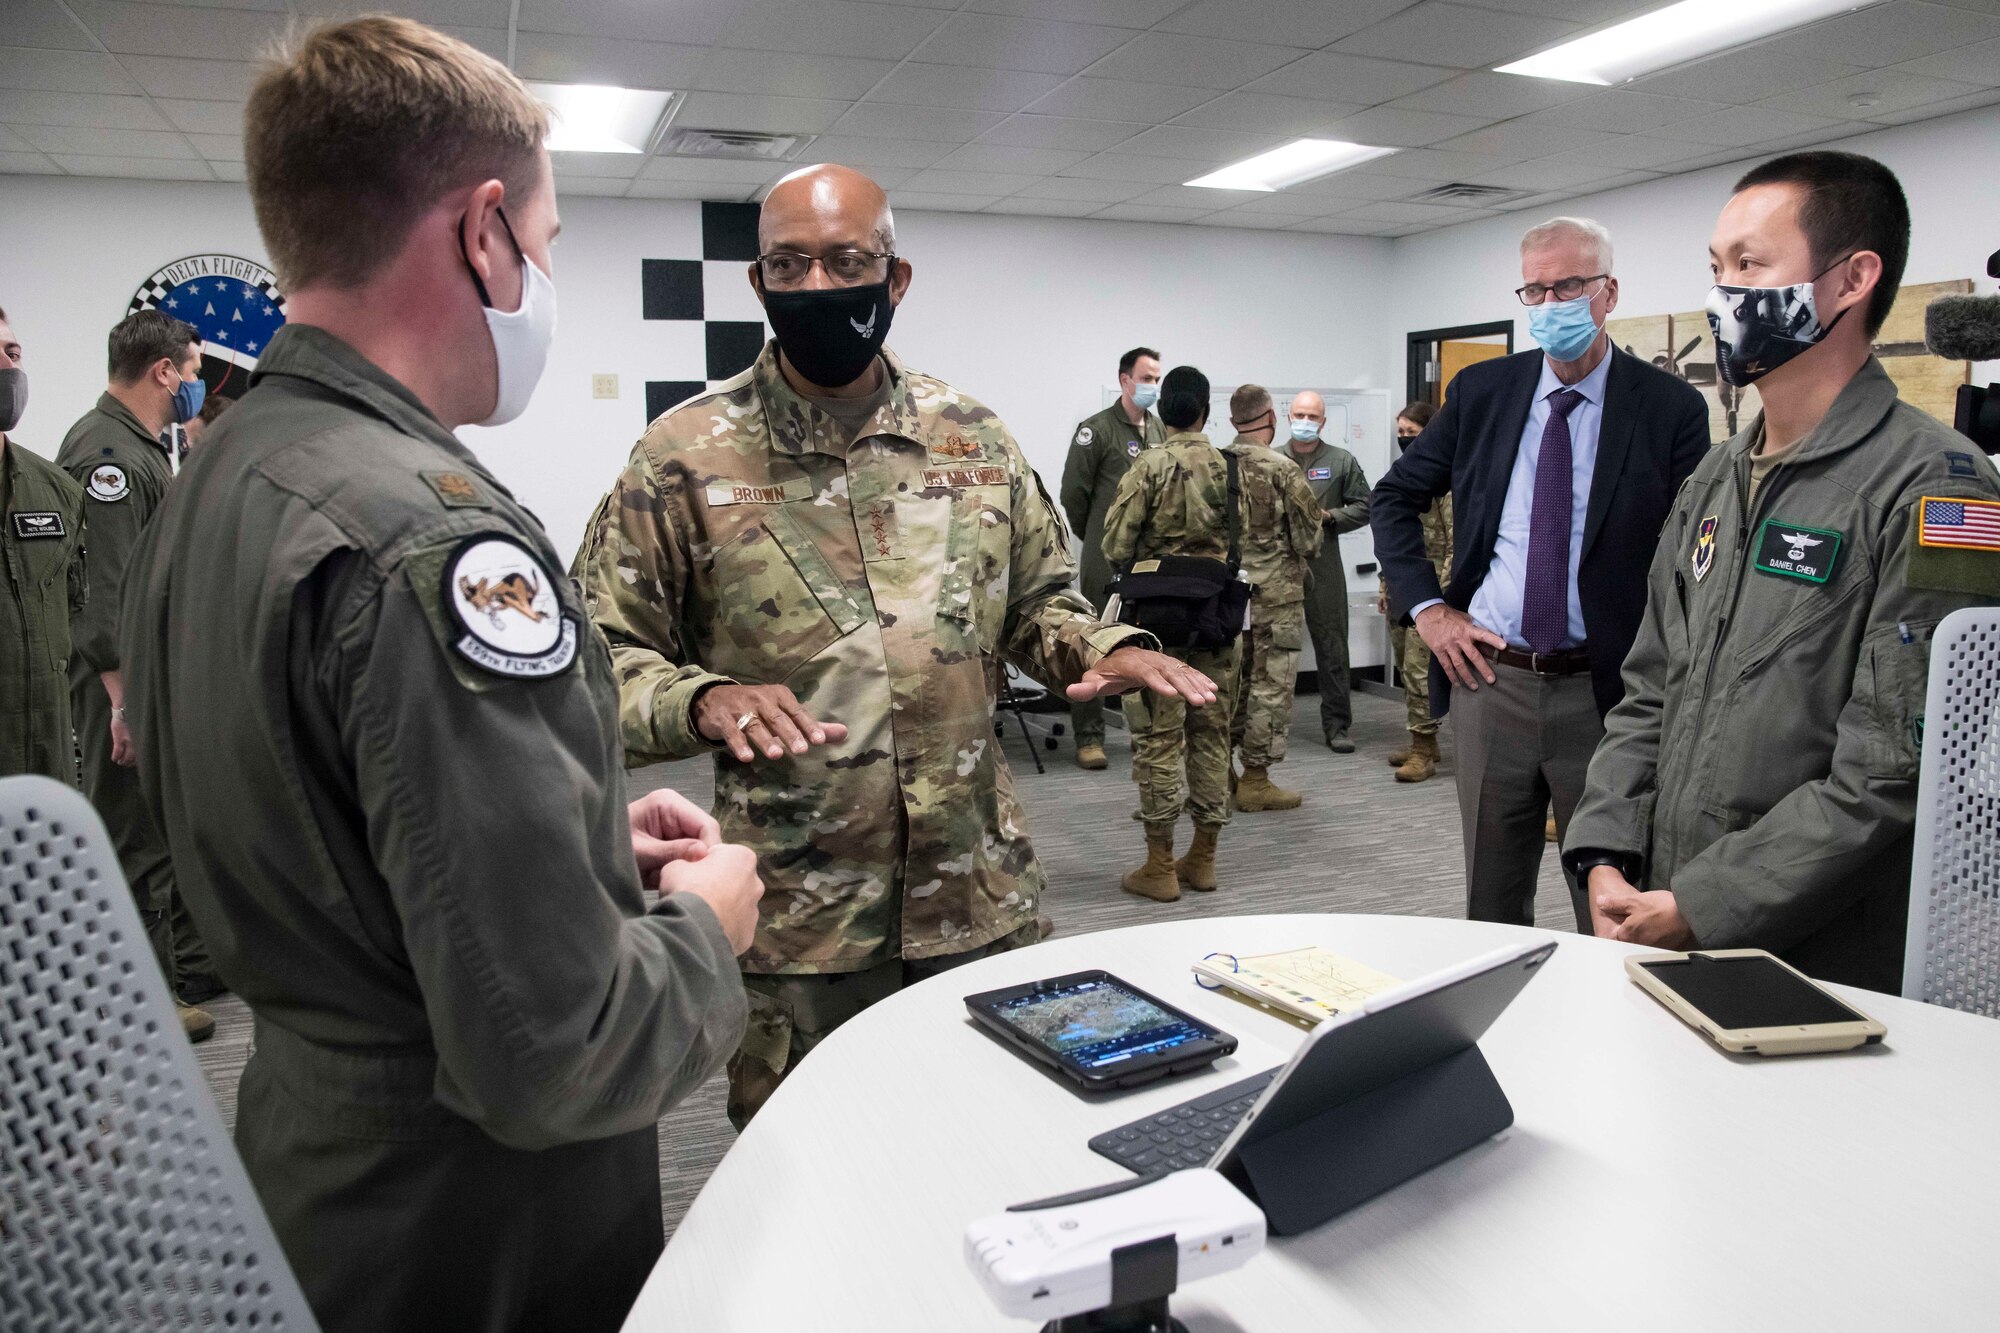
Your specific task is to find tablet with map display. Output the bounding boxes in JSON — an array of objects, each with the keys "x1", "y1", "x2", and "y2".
[{"x1": 965, "y1": 970, "x2": 1239, "y2": 1092}]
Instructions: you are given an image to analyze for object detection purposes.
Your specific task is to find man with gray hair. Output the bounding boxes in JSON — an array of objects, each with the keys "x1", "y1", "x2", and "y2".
[{"x1": 1372, "y1": 216, "x2": 1707, "y2": 933}]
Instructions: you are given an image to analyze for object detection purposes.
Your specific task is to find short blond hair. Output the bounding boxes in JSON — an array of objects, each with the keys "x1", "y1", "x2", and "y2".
[{"x1": 246, "y1": 16, "x2": 548, "y2": 290}]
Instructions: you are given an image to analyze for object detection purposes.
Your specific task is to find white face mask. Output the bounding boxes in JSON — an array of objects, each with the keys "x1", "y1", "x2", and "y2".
[{"x1": 478, "y1": 251, "x2": 557, "y2": 427}]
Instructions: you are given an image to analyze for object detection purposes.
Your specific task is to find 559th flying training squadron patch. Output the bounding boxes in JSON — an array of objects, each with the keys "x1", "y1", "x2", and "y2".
[
  {"x1": 86, "y1": 464, "x2": 129, "y2": 502},
  {"x1": 443, "y1": 535, "x2": 577, "y2": 679}
]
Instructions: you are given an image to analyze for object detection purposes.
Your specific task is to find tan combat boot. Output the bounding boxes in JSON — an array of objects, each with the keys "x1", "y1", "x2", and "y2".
[
  {"x1": 1234, "y1": 766, "x2": 1303, "y2": 811},
  {"x1": 1176, "y1": 824, "x2": 1221, "y2": 892},
  {"x1": 1122, "y1": 825, "x2": 1181, "y2": 902},
  {"x1": 1075, "y1": 742, "x2": 1108, "y2": 771},
  {"x1": 1393, "y1": 732, "x2": 1440, "y2": 784},
  {"x1": 1385, "y1": 740, "x2": 1413, "y2": 767},
  {"x1": 180, "y1": 1003, "x2": 216, "y2": 1043}
]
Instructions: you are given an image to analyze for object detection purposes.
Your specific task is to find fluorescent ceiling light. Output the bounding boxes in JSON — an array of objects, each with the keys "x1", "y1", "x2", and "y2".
[
  {"x1": 1186, "y1": 139, "x2": 1396, "y2": 192},
  {"x1": 1496, "y1": 0, "x2": 1877, "y2": 86},
  {"x1": 526, "y1": 82, "x2": 677, "y2": 154}
]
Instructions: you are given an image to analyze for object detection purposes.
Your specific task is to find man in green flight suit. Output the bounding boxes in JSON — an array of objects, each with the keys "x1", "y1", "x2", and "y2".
[
  {"x1": 0, "y1": 306, "x2": 88, "y2": 786},
  {"x1": 116, "y1": 20, "x2": 765, "y2": 1332},
  {"x1": 1060, "y1": 345, "x2": 1165, "y2": 769},
  {"x1": 1567, "y1": 151, "x2": 2000, "y2": 993},
  {"x1": 55, "y1": 307, "x2": 216, "y2": 1040},
  {"x1": 1285, "y1": 389, "x2": 1372, "y2": 753}
]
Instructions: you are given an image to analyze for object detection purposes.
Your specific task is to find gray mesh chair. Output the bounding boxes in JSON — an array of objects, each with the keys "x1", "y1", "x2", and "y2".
[
  {"x1": 0, "y1": 774, "x2": 317, "y2": 1331},
  {"x1": 1905, "y1": 607, "x2": 2000, "y2": 1017}
]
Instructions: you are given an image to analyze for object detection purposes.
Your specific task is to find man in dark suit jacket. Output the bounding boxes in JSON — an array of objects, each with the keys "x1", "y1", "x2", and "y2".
[{"x1": 1373, "y1": 217, "x2": 1708, "y2": 933}]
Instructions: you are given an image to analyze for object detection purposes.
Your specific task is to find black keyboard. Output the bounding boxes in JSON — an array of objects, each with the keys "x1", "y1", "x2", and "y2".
[{"x1": 1086, "y1": 1067, "x2": 1278, "y2": 1176}]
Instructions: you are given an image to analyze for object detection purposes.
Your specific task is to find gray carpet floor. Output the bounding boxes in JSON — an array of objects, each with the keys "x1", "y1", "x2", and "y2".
[{"x1": 191, "y1": 684, "x2": 1576, "y2": 1240}]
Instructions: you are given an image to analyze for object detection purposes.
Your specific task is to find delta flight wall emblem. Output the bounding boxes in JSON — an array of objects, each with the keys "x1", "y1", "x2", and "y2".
[
  {"x1": 444, "y1": 535, "x2": 578, "y2": 679},
  {"x1": 128, "y1": 254, "x2": 287, "y2": 399}
]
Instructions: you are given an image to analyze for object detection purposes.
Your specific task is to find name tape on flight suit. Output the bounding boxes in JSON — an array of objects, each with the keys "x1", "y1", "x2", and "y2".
[
  {"x1": 11, "y1": 512, "x2": 66, "y2": 539},
  {"x1": 1752, "y1": 518, "x2": 1842, "y2": 584},
  {"x1": 705, "y1": 477, "x2": 815, "y2": 507}
]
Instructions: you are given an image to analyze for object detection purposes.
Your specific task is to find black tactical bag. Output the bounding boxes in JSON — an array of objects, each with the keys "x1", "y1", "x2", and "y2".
[{"x1": 1109, "y1": 450, "x2": 1249, "y2": 651}]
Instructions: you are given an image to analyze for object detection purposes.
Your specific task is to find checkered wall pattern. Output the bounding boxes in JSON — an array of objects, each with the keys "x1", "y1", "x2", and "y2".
[{"x1": 642, "y1": 201, "x2": 766, "y2": 424}]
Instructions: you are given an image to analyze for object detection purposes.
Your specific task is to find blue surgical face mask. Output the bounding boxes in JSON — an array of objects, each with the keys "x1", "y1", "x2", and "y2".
[
  {"x1": 1289, "y1": 418, "x2": 1320, "y2": 443},
  {"x1": 1527, "y1": 293, "x2": 1601, "y2": 364},
  {"x1": 1131, "y1": 381, "x2": 1160, "y2": 410},
  {"x1": 171, "y1": 373, "x2": 206, "y2": 425}
]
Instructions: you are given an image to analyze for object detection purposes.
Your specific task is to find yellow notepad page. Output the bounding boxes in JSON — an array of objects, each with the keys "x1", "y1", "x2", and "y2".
[{"x1": 1192, "y1": 947, "x2": 1403, "y2": 1025}]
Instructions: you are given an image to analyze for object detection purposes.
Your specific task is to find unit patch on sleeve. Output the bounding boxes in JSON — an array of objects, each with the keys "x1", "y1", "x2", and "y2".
[
  {"x1": 1751, "y1": 518, "x2": 1842, "y2": 584},
  {"x1": 1691, "y1": 515, "x2": 1718, "y2": 582},
  {"x1": 1073, "y1": 426, "x2": 1093, "y2": 448},
  {"x1": 1126, "y1": 440, "x2": 1141, "y2": 458},
  {"x1": 11, "y1": 512, "x2": 66, "y2": 539},
  {"x1": 85, "y1": 464, "x2": 129, "y2": 502},
  {"x1": 443, "y1": 535, "x2": 578, "y2": 679}
]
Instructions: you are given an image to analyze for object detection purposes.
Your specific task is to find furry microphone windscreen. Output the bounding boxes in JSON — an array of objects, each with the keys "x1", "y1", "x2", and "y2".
[{"x1": 1925, "y1": 294, "x2": 2000, "y2": 362}]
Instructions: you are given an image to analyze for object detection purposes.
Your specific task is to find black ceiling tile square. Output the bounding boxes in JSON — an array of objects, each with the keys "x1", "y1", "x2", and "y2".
[
  {"x1": 645, "y1": 380, "x2": 707, "y2": 423},
  {"x1": 702, "y1": 201, "x2": 761, "y2": 262},
  {"x1": 706, "y1": 321, "x2": 766, "y2": 381},
  {"x1": 641, "y1": 258, "x2": 703, "y2": 320}
]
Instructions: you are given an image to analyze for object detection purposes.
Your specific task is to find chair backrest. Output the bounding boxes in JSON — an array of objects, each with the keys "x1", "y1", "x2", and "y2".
[
  {"x1": 1905, "y1": 607, "x2": 2000, "y2": 1016},
  {"x1": 0, "y1": 775, "x2": 317, "y2": 1331}
]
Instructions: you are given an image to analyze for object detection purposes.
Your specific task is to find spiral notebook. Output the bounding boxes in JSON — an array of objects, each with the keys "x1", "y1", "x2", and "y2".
[{"x1": 1191, "y1": 947, "x2": 1404, "y2": 1028}]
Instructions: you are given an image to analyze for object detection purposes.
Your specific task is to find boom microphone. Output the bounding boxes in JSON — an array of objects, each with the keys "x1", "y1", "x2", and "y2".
[{"x1": 1925, "y1": 294, "x2": 2000, "y2": 362}]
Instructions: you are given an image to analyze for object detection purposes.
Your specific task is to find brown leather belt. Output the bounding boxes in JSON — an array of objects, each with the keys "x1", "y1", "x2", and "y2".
[{"x1": 1480, "y1": 643, "x2": 1591, "y2": 676}]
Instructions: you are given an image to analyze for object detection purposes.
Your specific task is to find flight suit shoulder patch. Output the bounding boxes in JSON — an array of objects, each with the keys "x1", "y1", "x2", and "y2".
[
  {"x1": 1072, "y1": 425, "x2": 1093, "y2": 448},
  {"x1": 411, "y1": 534, "x2": 580, "y2": 685},
  {"x1": 84, "y1": 463, "x2": 129, "y2": 502},
  {"x1": 11, "y1": 512, "x2": 66, "y2": 539},
  {"x1": 1907, "y1": 495, "x2": 2000, "y2": 596},
  {"x1": 421, "y1": 469, "x2": 492, "y2": 510},
  {"x1": 1751, "y1": 517, "x2": 1841, "y2": 585}
]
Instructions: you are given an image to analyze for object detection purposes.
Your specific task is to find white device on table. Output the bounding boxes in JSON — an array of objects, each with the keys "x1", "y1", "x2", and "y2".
[{"x1": 964, "y1": 1169, "x2": 1264, "y2": 1321}]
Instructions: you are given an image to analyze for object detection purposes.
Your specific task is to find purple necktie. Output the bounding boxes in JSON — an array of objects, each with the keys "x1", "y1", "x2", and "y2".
[{"x1": 1521, "y1": 388, "x2": 1584, "y2": 656}]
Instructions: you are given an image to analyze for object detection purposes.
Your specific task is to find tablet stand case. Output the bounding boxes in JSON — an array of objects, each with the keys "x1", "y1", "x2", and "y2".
[{"x1": 1220, "y1": 1043, "x2": 1513, "y2": 1236}]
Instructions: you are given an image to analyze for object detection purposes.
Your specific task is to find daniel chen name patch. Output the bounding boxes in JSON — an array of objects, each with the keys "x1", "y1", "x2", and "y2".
[{"x1": 1752, "y1": 518, "x2": 1842, "y2": 584}]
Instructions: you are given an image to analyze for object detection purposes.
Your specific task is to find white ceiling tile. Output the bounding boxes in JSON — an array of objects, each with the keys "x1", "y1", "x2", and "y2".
[
  {"x1": 0, "y1": 149, "x2": 63, "y2": 174},
  {"x1": 1169, "y1": 92, "x2": 1365, "y2": 136},
  {"x1": 1520, "y1": 91, "x2": 1730, "y2": 134},
  {"x1": 1126, "y1": 183, "x2": 1266, "y2": 209},
  {"x1": 1189, "y1": 209, "x2": 1301, "y2": 229},
  {"x1": 511, "y1": 33, "x2": 706, "y2": 88},
  {"x1": 1116, "y1": 124, "x2": 1288, "y2": 163},
  {"x1": 1456, "y1": 0, "x2": 1659, "y2": 18},
  {"x1": 1291, "y1": 169, "x2": 1432, "y2": 199},
  {"x1": 1317, "y1": 106, "x2": 1492, "y2": 147},
  {"x1": 1627, "y1": 51, "x2": 1864, "y2": 104},
  {"x1": 206, "y1": 158, "x2": 245, "y2": 181},
  {"x1": 639, "y1": 156, "x2": 793, "y2": 184},
  {"x1": 1362, "y1": 147, "x2": 1520, "y2": 181},
  {"x1": 1388, "y1": 71, "x2": 1597, "y2": 119},
  {"x1": 1890, "y1": 35, "x2": 2000, "y2": 85},
  {"x1": 1024, "y1": 77, "x2": 1214, "y2": 122},
  {"x1": 1535, "y1": 134, "x2": 1728, "y2": 171},
  {"x1": 917, "y1": 13, "x2": 1132, "y2": 76},
  {"x1": 801, "y1": 135, "x2": 957, "y2": 168},
  {"x1": 153, "y1": 98, "x2": 242, "y2": 135},
  {"x1": 1863, "y1": 84, "x2": 2000, "y2": 121},
  {"x1": 865, "y1": 63, "x2": 1066, "y2": 112},
  {"x1": 1497, "y1": 189, "x2": 1580, "y2": 212},
  {"x1": 1759, "y1": 69, "x2": 1987, "y2": 119},
  {"x1": 1245, "y1": 52, "x2": 1455, "y2": 103},
  {"x1": 1923, "y1": 0, "x2": 2000, "y2": 11},
  {"x1": 1057, "y1": 151, "x2": 1205, "y2": 183},
  {"x1": 931, "y1": 141, "x2": 1090, "y2": 174},
  {"x1": 977, "y1": 114, "x2": 1145, "y2": 151},
  {"x1": 1227, "y1": 189, "x2": 1359, "y2": 216},
  {"x1": 63, "y1": 0, "x2": 291, "y2": 60},
  {"x1": 1011, "y1": 175, "x2": 1155, "y2": 201},
  {"x1": 1, "y1": 2, "x2": 96, "y2": 51},
  {"x1": 1466, "y1": 156, "x2": 1659, "y2": 190},
  {"x1": 554, "y1": 176, "x2": 635, "y2": 197},
  {"x1": 1333, "y1": 3, "x2": 1580, "y2": 69},
  {"x1": 431, "y1": 26, "x2": 511, "y2": 62},
  {"x1": 695, "y1": 50, "x2": 895, "y2": 100},
  {"x1": 781, "y1": 160, "x2": 919, "y2": 189},
  {"x1": 1642, "y1": 145, "x2": 1762, "y2": 172},
  {"x1": 889, "y1": 190, "x2": 1002, "y2": 211},
  {"x1": 719, "y1": 1, "x2": 949, "y2": 60},
  {"x1": 0, "y1": 48, "x2": 138, "y2": 95},
  {"x1": 550, "y1": 150, "x2": 645, "y2": 179},
  {"x1": 1432, "y1": 123, "x2": 1618, "y2": 159},
  {"x1": 49, "y1": 153, "x2": 213, "y2": 179},
  {"x1": 900, "y1": 167, "x2": 1043, "y2": 194},
  {"x1": 961, "y1": 0, "x2": 1187, "y2": 27},
  {"x1": 118, "y1": 55, "x2": 261, "y2": 100},
  {"x1": 0, "y1": 125, "x2": 28, "y2": 151},
  {"x1": 0, "y1": 89, "x2": 168, "y2": 129},
  {"x1": 831, "y1": 102, "x2": 1005, "y2": 140},
  {"x1": 1287, "y1": 215, "x2": 1391, "y2": 234},
  {"x1": 981, "y1": 196, "x2": 1105, "y2": 216},
  {"x1": 1651, "y1": 105, "x2": 1853, "y2": 146},
  {"x1": 334, "y1": 0, "x2": 515, "y2": 24},
  {"x1": 517, "y1": 0, "x2": 743, "y2": 46},
  {"x1": 676, "y1": 91, "x2": 851, "y2": 134},
  {"x1": 1781, "y1": 1, "x2": 2000, "y2": 68},
  {"x1": 627, "y1": 178, "x2": 756, "y2": 200},
  {"x1": 186, "y1": 131, "x2": 240, "y2": 162},
  {"x1": 1339, "y1": 198, "x2": 1485, "y2": 223},
  {"x1": 1153, "y1": 0, "x2": 1416, "y2": 48},
  {"x1": 1090, "y1": 203, "x2": 1214, "y2": 223},
  {"x1": 1083, "y1": 33, "x2": 1313, "y2": 91}
]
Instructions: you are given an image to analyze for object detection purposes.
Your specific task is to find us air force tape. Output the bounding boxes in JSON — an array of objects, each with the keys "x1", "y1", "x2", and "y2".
[{"x1": 442, "y1": 534, "x2": 578, "y2": 679}]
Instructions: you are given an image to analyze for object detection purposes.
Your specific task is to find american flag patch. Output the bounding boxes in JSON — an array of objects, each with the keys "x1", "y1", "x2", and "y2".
[{"x1": 1919, "y1": 496, "x2": 2000, "y2": 551}]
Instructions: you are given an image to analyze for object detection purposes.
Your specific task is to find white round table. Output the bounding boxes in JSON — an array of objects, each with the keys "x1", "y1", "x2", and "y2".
[{"x1": 623, "y1": 915, "x2": 2000, "y2": 1331}]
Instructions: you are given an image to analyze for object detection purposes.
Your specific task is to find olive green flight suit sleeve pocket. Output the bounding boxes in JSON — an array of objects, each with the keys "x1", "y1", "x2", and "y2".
[{"x1": 1860, "y1": 620, "x2": 1934, "y2": 780}]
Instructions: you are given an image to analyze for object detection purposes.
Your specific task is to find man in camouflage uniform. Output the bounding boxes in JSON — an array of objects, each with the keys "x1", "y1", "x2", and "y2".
[
  {"x1": 1379, "y1": 402, "x2": 1452, "y2": 783},
  {"x1": 1059, "y1": 346, "x2": 1165, "y2": 769},
  {"x1": 1101, "y1": 365, "x2": 1243, "y2": 901},
  {"x1": 576, "y1": 165, "x2": 1217, "y2": 1126},
  {"x1": 1286, "y1": 389, "x2": 1373, "y2": 752},
  {"x1": 1219, "y1": 384, "x2": 1323, "y2": 812}
]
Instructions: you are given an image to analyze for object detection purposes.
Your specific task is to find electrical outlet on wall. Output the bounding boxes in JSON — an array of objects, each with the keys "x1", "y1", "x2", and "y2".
[{"x1": 592, "y1": 374, "x2": 620, "y2": 400}]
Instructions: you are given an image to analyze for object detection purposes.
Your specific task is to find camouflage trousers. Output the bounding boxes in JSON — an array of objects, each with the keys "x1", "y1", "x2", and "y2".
[
  {"x1": 727, "y1": 920, "x2": 1040, "y2": 1129},
  {"x1": 1231, "y1": 601, "x2": 1304, "y2": 769},
  {"x1": 1389, "y1": 623, "x2": 1439, "y2": 736},
  {"x1": 1125, "y1": 642, "x2": 1239, "y2": 828}
]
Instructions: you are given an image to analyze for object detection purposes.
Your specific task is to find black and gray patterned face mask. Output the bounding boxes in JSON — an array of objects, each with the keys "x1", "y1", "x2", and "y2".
[
  {"x1": 1705, "y1": 257, "x2": 1853, "y2": 387},
  {"x1": 0, "y1": 368, "x2": 25, "y2": 434}
]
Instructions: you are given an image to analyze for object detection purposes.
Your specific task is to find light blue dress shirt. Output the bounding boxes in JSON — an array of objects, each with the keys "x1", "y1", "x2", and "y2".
[{"x1": 1415, "y1": 351, "x2": 1610, "y2": 649}]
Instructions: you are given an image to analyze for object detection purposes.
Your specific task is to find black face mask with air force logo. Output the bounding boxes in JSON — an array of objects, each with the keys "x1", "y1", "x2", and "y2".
[{"x1": 759, "y1": 276, "x2": 895, "y2": 390}]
